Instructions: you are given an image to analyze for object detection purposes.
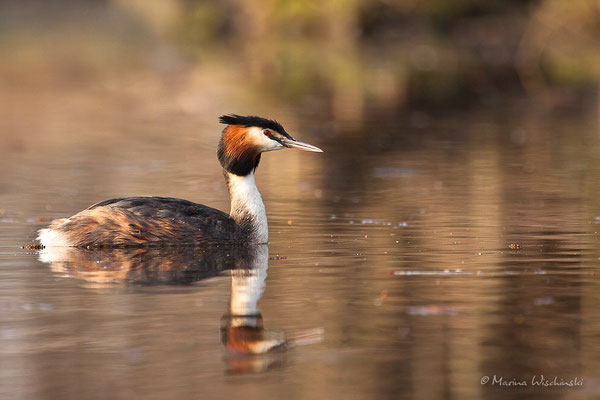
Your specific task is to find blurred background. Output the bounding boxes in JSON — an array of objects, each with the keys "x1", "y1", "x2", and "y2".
[
  {"x1": 2, "y1": 0, "x2": 600, "y2": 129},
  {"x1": 3, "y1": 1, "x2": 600, "y2": 399}
]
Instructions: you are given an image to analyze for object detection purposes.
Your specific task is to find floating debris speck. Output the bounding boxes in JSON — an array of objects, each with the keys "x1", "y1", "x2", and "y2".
[
  {"x1": 360, "y1": 218, "x2": 395, "y2": 226},
  {"x1": 406, "y1": 305, "x2": 459, "y2": 316},
  {"x1": 392, "y1": 269, "x2": 468, "y2": 276},
  {"x1": 533, "y1": 297, "x2": 554, "y2": 306},
  {"x1": 21, "y1": 244, "x2": 45, "y2": 250},
  {"x1": 372, "y1": 167, "x2": 416, "y2": 178}
]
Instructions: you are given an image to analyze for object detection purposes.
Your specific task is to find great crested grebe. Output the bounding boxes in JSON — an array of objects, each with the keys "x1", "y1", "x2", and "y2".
[{"x1": 37, "y1": 114, "x2": 322, "y2": 248}]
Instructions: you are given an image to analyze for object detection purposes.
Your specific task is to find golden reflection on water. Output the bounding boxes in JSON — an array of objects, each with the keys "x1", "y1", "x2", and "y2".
[
  {"x1": 1, "y1": 99, "x2": 600, "y2": 398},
  {"x1": 2, "y1": 96, "x2": 600, "y2": 398},
  {"x1": 39, "y1": 244, "x2": 324, "y2": 374}
]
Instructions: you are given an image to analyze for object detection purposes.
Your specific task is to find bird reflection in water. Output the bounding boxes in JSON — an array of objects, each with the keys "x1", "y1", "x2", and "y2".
[
  {"x1": 220, "y1": 245, "x2": 323, "y2": 374},
  {"x1": 38, "y1": 245, "x2": 323, "y2": 373}
]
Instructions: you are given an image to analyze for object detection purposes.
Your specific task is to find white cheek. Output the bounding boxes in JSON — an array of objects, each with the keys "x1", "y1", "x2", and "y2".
[
  {"x1": 262, "y1": 139, "x2": 284, "y2": 151},
  {"x1": 248, "y1": 127, "x2": 284, "y2": 151}
]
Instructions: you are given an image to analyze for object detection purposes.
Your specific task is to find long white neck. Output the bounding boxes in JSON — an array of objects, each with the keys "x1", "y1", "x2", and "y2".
[{"x1": 226, "y1": 171, "x2": 268, "y2": 244}]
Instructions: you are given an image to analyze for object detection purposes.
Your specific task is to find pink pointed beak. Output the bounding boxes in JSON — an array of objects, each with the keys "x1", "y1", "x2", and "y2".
[{"x1": 280, "y1": 137, "x2": 323, "y2": 152}]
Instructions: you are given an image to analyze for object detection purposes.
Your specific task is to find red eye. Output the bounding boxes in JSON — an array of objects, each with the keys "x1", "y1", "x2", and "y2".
[{"x1": 263, "y1": 130, "x2": 271, "y2": 136}]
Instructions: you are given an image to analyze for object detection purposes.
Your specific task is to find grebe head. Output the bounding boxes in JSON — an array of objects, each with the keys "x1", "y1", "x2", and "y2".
[{"x1": 218, "y1": 114, "x2": 322, "y2": 176}]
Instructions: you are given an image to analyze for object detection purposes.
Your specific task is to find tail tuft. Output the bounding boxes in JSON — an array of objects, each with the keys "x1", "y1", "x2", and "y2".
[{"x1": 37, "y1": 219, "x2": 72, "y2": 247}]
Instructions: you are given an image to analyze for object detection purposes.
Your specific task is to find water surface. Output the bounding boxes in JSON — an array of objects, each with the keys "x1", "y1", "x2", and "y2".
[{"x1": 2, "y1": 93, "x2": 600, "y2": 399}]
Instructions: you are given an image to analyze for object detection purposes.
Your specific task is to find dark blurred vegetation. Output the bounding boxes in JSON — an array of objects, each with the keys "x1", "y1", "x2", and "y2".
[{"x1": 1, "y1": 0, "x2": 600, "y2": 123}]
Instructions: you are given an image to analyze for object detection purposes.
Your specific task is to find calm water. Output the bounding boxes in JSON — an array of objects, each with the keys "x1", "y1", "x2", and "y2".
[{"x1": 2, "y1": 90, "x2": 600, "y2": 399}]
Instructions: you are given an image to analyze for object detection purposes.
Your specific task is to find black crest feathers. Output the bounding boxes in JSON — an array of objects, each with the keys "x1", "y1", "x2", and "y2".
[{"x1": 219, "y1": 114, "x2": 291, "y2": 138}]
